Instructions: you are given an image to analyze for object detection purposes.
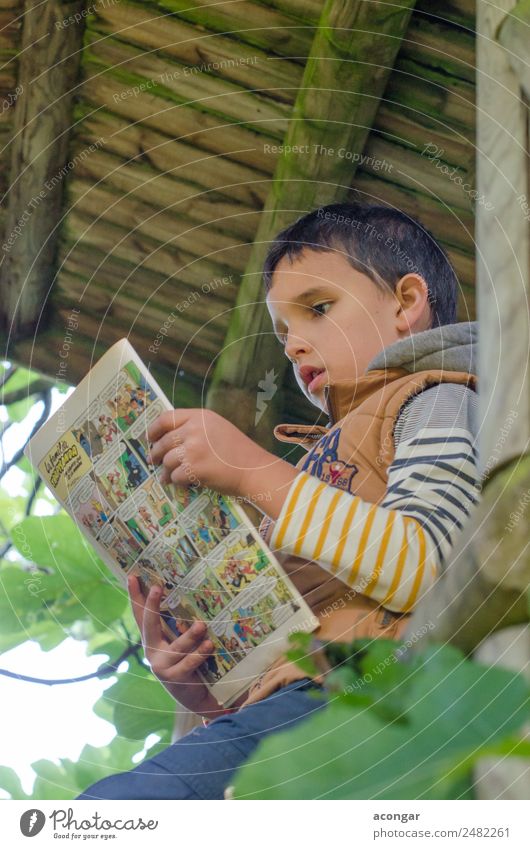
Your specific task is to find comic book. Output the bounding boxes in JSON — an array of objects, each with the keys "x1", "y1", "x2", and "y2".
[{"x1": 24, "y1": 338, "x2": 319, "y2": 705}]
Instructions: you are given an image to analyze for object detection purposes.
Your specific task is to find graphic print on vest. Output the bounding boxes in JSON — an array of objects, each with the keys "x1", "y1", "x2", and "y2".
[{"x1": 300, "y1": 426, "x2": 358, "y2": 493}]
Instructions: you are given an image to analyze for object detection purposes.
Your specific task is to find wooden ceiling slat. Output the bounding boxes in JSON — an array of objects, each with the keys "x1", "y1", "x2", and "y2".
[
  {"x1": 69, "y1": 150, "x2": 263, "y2": 239},
  {"x1": 56, "y1": 241, "x2": 237, "y2": 306},
  {"x1": 89, "y1": 0, "x2": 303, "y2": 103},
  {"x1": 80, "y1": 73, "x2": 282, "y2": 172},
  {"x1": 83, "y1": 31, "x2": 291, "y2": 136},
  {"x1": 154, "y1": 0, "x2": 316, "y2": 59},
  {"x1": 73, "y1": 108, "x2": 271, "y2": 206},
  {"x1": 55, "y1": 272, "x2": 227, "y2": 360},
  {"x1": 65, "y1": 181, "x2": 252, "y2": 270},
  {"x1": 63, "y1": 209, "x2": 248, "y2": 283}
]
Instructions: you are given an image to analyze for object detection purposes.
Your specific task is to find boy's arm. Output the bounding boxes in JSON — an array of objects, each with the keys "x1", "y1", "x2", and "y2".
[{"x1": 264, "y1": 384, "x2": 481, "y2": 613}]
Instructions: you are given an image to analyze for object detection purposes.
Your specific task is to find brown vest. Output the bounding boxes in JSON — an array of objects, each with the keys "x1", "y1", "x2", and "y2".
[{"x1": 240, "y1": 367, "x2": 478, "y2": 706}]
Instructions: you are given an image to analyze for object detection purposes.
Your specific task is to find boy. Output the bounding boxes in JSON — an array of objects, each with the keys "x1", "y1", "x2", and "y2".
[{"x1": 78, "y1": 203, "x2": 480, "y2": 800}]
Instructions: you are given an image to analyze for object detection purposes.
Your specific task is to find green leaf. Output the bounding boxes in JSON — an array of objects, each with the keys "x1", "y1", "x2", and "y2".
[
  {"x1": 232, "y1": 641, "x2": 530, "y2": 800},
  {"x1": 102, "y1": 658, "x2": 176, "y2": 740},
  {"x1": 0, "y1": 765, "x2": 30, "y2": 800},
  {"x1": 5, "y1": 515, "x2": 127, "y2": 635}
]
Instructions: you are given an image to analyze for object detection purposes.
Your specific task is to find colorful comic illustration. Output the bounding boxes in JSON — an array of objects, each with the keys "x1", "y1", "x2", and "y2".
[
  {"x1": 38, "y1": 431, "x2": 94, "y2": 503},
  {"x1": 168, "y1": 484, "x2": 202, "y2": 515},
  {"x1": 71, "y1": 419, "x2": 106, "y2": 462},
  {"x1": 159, "y1": 522, "x2": 201, "y2": 573},
  {"x1": 104, "y1": 362, "x2": 157, "y2": 432},
  {"x1": 199, "y1": 636, "x2": 239, "y2": 683},
  {"x1": 178, "y1": 492, "x2": 223, "y2": 556},
  {"x1": 166, "y1": 560, "x2": 228, "y2": 622},
  {"x1": 117, "y1": 478, "x2": 176, "y2": 547},
  {"x1": 208, "y1": 528, "x2": 272, "y2": 596},
  {"x1": 208, "y1": 491, "x2": 241, "y2": 538},
  {"x1": 143, "y1": 534, "x2": 196, "y2": 591},
  {"x1": 93, "y1": 439, "x2": 149, "y2": 509},
  {"x1": 66, "y1": 474, "x2": 112, "y2": 540},
  {"x1": 98, "y1": 517, "x2": 143, "y2": 571},
  {"x1": 126, "y1": 399, "x2": 166, "y2": 470}
]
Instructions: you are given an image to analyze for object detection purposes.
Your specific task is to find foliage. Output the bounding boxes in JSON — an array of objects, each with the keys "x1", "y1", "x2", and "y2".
[
  {"x1": 0, "y1": 365, "x2": 176, "y2": 799},
  {"x1": 231, "y1": 635, "x2": 530, "y2": 799}
]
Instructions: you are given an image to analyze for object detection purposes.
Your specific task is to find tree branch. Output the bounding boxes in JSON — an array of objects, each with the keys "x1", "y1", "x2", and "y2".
[
  {"x1": 0, "y1": 641, "x2": 143, "y2": 685},
  {"x1": 0, "y1": 389, "x2": 52, "y2": 480},
  {"x1": 0, "y1": 378, "x2": 55, "y2": 407}
]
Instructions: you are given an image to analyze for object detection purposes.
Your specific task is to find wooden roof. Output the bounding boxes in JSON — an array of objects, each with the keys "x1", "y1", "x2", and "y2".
[{"x1": 0, "y1": 0, "x2": 476, "y2": 445}]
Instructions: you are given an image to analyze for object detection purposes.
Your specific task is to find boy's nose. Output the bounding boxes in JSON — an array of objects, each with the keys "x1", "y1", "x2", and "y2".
[{"x1": 284, "y1": 332, "x2": 311, "y2": 362}]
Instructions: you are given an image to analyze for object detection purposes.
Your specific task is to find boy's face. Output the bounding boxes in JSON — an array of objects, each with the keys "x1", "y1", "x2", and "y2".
[{"x1": 266, "y1": 249, "x2": 406, "y2": 413}]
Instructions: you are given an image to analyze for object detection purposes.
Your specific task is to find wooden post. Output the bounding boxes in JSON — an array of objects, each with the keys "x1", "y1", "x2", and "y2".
[
  {"x1": 0, "y1": 0, "x2": 87, "y2": 342},
  {"x1": 206, "y1": 0, "x2": 417, "y2": 447}
]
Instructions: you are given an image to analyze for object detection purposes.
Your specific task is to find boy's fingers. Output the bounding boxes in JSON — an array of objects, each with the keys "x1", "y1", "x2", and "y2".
[
  {"x1": 127, "y1": 575, "x2": 147, "y2": 632},
  {"x1": 141, "y1": 585, "x2": 164, "y2": 649},
  {"x1": 164, "y1": 622, "x2": 207, "y2": 661},
  {"x1": 147, "y1": 410, "x2": 189, "y2": 444},
  {"x1": 178, "y1": 640, "x2": 213, "y2": 674}
]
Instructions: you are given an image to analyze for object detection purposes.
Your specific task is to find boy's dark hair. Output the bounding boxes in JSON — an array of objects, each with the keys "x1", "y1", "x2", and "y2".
[{"x1": 263, "y1": 202, "x2": 458, "y2": 327}]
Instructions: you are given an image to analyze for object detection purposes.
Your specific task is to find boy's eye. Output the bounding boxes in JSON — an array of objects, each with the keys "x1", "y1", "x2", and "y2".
[{"x1": 311, "y1": 301, "x2": 332, "y2": 316}]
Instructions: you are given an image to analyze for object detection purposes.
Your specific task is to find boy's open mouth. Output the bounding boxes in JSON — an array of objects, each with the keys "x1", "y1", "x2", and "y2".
[{"x1": 299, "y1": 365, "x2": 326, "y2": 393}]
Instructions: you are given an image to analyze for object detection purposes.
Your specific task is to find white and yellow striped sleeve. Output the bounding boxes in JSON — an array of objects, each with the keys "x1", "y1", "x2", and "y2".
[{"x1": 268, "y1": 385, "x2": 481, "y2": 613}]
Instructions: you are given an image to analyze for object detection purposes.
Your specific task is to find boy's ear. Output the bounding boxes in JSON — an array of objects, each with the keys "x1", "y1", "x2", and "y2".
[{"x1": 394, "y1": 273, "x2": 431, "y2": 333}]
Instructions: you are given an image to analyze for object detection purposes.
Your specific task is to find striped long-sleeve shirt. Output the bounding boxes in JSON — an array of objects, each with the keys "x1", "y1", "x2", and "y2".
[{"x1": 268, "y1": 383, "x2": 482, "y2": 613}]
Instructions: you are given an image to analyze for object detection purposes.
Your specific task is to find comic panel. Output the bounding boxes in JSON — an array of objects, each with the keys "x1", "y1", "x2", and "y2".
[
  {"x1": 66, "y1": 474, "x2": 113, "y2": 540},
  {"x1": 178, "y1": 492, "x2": 223, "y2": 556},
  {"x1": 101, "y1": 361, "x2": 157, "y2": 433},
  {"x1": 199, "y1": 635, "x2": 240, "y2": 684},
  {"x1": 208, "y1": 528, "x2": 272, "y2": 597},
  {"x1": 93, "y1": 439, "x2": 149, "y2": 510},
  {"x1": 158, "y1": 522, "x2": 201, "y2": 574},
  {"x1": 208, "y1": 492, "x2": 241, "y2": 538},
  {"x1": 98, "y1": 517, "x2": 143, "y2": 572},
  {"x1": 143, "y1": 532, "x2": 198, "y2": 591},
  {"x1": 224, "y1": 571, "x2": 301, "y2": 648},
  {"x1": 166, "y1": 560, "x2": 228, "y2": 622},
  {"x1": 127, "y1": 399, "x2": 165, "y2": 471},
  {"x1": 117, "y1": 478, "x2": 177, "y2": 547}
]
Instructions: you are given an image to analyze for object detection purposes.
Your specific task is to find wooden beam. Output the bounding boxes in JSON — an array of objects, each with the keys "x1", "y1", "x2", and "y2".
[
  {"x1": 0, "y1": 0, "x2": 87, "y2": 344},
  {"x1": 206, "y1": 0, "x2": 417, "y2": 445},
  {"x1": 475, "y1": 0, "x2": 530, "y2": 475},
  {"x1": 497, "y1": 0, "x2": 530, "y2": 99},
  {"x1": 407, "y1": 454, "x2": 530, "y2": 653}
]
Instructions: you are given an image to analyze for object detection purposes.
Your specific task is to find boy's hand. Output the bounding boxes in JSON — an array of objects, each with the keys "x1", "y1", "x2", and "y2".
[
  {"x1": 128, "y1": 575, "x2": 225, "y2": 718},
  {"x1": 147, "y1": 408, "x2": 276, "y2": 499}
]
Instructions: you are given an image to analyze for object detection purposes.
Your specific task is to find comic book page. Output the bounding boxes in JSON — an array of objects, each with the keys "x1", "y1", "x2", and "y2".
[{"x1": 25, "y1": 338, "x2": 319, "y2": 705}]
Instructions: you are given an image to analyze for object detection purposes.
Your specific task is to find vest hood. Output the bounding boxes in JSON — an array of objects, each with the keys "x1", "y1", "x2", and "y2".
[{"x1": 365, "y1": 320, "x2": 477, "y2": 376}]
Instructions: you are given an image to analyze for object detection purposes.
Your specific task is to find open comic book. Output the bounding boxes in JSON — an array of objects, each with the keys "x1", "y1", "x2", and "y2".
[{"x1": 25, "y1": 338, "x2": 319, "y2": 705}]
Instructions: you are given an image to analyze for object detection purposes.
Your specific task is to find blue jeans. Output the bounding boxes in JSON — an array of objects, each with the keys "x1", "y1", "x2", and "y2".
[{"x1": 76, "y1": 679, "x2": 326, "y2": 800}]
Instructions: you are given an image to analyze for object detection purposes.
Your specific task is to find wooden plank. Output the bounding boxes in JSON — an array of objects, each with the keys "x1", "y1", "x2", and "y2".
[
  {"x1": 156, "y1": 0, "x2": 316, "y2": 60},
  {"x1": 476, "y1": 0, "x2": 530, "y2": 474},
  {"x1": 72, "y1": 107, "x2": 271, "y2": 205},
  {"x1": 497, "y1": 0, "x2": 530, "y2": 99},
  {"x1": 64, "y1": 182, "x2": 251, "y2": 272},
  {"x1": 0, "y1": 0, "x2": 86, "y2": 341},
  {"x1": 68, "y1": 151, "x2": 261, "y2": 239},
  {"x1": 89, "y1": 0, "x2": 303, "y2": 103},
  {"x1": 82, "y1": 30, "x2": 291, "y2": 136},
  {"x1": 206, "y1": 0, "x2": 418, "y2": 445},
  {"x1": 79, "y1": 72, "x2": 282, "y2": 172},
  {"x1": 62, "y1": 208, "x2": 247, "y2": 284}
]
